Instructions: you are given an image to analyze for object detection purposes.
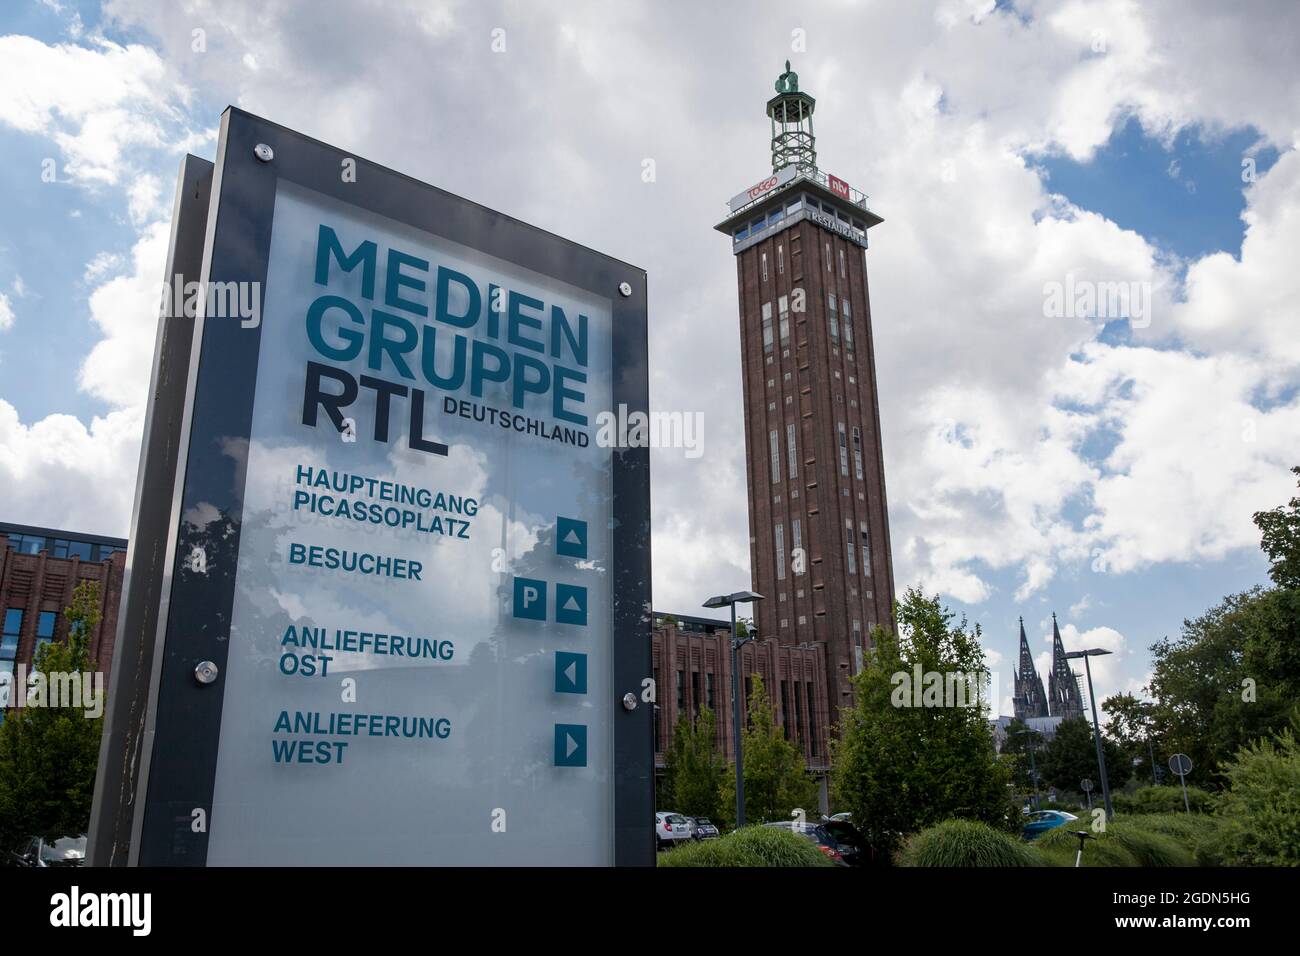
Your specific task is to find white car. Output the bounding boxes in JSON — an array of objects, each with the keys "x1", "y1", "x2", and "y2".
[{"x1": 655, "y1": 812, "x2": 691, "y2": 849}]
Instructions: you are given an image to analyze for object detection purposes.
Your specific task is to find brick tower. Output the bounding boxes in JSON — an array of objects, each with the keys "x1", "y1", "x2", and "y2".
[{"x1": 715, "y1": 62, "x2": 895, "y2": 712}]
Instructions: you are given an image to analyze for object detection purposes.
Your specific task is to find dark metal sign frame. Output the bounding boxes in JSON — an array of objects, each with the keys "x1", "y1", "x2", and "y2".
[{"x1": 90, "y1": 108, "x2": 653, "y2": 866}]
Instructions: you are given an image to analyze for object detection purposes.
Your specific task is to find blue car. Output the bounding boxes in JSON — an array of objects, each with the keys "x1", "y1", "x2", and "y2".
[{"x1": 1022, "y1": 810, "x2": 1078, "y2": 840}]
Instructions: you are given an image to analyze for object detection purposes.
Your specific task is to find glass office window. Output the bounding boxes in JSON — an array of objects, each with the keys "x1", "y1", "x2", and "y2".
[
  {"x1": 35, "y1": 611, "x2": 57, "y2": 655},
  {"x1": 1, "y1": 609, "x2": 22, "y2": 660}
]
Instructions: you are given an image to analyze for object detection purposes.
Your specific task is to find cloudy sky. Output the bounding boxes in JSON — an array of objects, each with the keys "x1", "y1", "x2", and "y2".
[{"x1": 1, "y1": 0, "x2": 1297, "y2": 714}]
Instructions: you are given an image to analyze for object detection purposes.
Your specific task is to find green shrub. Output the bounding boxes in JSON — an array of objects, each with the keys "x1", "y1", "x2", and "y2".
[
  {"x1": 898, "y1": 820, "x2": 1047, "y2": 867},
  {"x1": 1035, "y1": 824, "x2": 1140, "y2": 867},
  {"x1": 1108, "y1": 820, "x2": 1194, "y2": 867},
  {"x1": 657, "y1": 826, "x2": 836, "y2": 868},
  {"x1": 1125, "y1": 811, "x2": 1224, "y2": 864},
  {"x1": 1113, "y1": 785, "x2": 1213, "y2": 815},
  {"x1": 1213, "y1": 729, "x2": 1300, "y2": 866}
]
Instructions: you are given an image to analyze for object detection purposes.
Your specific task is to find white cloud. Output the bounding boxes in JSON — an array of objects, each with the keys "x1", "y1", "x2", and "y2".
[
  {"x1": 78, "y1": 220, "x2": 170, "y2": 409},
  {"x1": 0, "y1": 34, "x2": 193, "y2": 184},
  {"x1": 0, "y1": 292, "x2": 14, "y2": 331},
  {"x1": 83, "y1": 251, "x2": 124, "y2": 283},
  {"x1": 0, "y1": 400, "x2": 143, "y2": 536}
]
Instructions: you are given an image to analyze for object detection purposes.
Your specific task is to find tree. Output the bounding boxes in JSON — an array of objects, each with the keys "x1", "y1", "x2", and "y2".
[
  {"x1": 1146, "y1": 587, "x2": 1300, "y2": 786},
  {"x1": 724, "y1": 675, "x2": 818, "y2": 824},
  {"x1": 1253, "y1": 465, "x2": 1300, "y2": 591},
  {"x1": 1103, "y1": 692, "x2": 1160, "y2": 785},
  {"x1": 1134, "y1": 471, "x2": 1300, "y2": 787},
  {"x1": 831, "y1": 589, "x2": 1013, "y2": 853},
  {"x1": 1000, "y1": 718, "x2": 1044, "y2": 793},
  {"x1": 1038, "y1": 716, "x2": 1131, "y2": 794},
  {"x1": 662, "y1": 706, "x2": 725, "y2": 820},
  {"x1": 0, "y1": 580, "x2": 106, "y2": 848},
  {"x1": 1213, "y1": 726, "x2": 1300, "y2": 866}
]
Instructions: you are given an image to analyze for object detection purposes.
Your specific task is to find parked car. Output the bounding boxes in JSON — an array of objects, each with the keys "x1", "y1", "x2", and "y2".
[
  {"x1": 687, "y1": 817, "x2": 720, "y2": 840},
  {"x1": 655, "y1": 812, "x2": 691, "y2": 849},
  {"x1": 764, "y1": 819, "x2": 872, "y2": 866},
  {"x1": 9, "y1": 833, "x2": 86, "y2": 868},
  {"x1": 1022, "y1": 809, "x2": 1078, "y2": 840}
]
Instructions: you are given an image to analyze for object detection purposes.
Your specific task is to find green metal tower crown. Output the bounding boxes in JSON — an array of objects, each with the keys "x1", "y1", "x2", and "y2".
[{"x1": 766, "y1": 60, "x2": 816, "y2": 175}]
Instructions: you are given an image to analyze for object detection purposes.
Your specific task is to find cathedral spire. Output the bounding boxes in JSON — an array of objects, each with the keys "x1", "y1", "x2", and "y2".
[
  {"x1": 1049, "y1": 612, "x2": 1085, "y2": 720},
  {"x1": 1013, "y1": 617, "x2": 1048, "y2": 720}
]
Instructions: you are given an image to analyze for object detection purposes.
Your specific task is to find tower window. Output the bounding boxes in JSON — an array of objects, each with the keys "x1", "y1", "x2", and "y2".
[
  {"x1": 769, "y1": 430, "x2": 781, "y2": 484},
  {"x1": 842, "y1": 297, "x2": 854, "y2": 349},
  {"x1": 838, "y1": 421, "x2": 848, "y2": 476},
  {"x1": 852, "y1": 426, "x2": 863, "y2": 480},
  {"x1": 777, "y1": 244, "x2": 785, "y2": 274},
  {"x1": 839, "y1": 247, "x2": 846, "y2": 278},
  {"x1": 861, "y1": 521, "x2": 872, "y2": 577},
  {"x1": 787, "y1": 422, "x2": 798, "y2": 479},
  {"x1": 761, "y1": 301, "x2": 773, "y2": 352},
  {"x1": 778, "y1": 294, "x2": 790, "y2": 346},
  {"x1": 828, "y1": 292, "x2": 839, "y2": 344},
  {"x1": 761, "y1": 251, "x2": 769, "y2": 282},
  {"x1": 846, "y1": 519, "x2": 856, "y2": 574},
  {"x1": 775, "y1": 523, "x2": 786, "y2": 581},
  {"x1": 824, "y1": 242, "x2": 831, "y2": 272}
]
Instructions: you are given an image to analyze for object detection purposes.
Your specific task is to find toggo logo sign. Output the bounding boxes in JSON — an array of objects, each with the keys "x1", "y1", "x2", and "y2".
[
  {"x1": 747, "y1": 175, "x2": 780, "y2": 199},
  {"x1": 728, "y1": 166, "x2": 797, "y2": 213}
]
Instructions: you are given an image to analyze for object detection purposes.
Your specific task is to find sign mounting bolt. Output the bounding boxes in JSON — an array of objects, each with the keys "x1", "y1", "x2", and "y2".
[
  {"x1": 194, "y1": 660, "x2": 219, "y2": 685},
  {"x1": 618, "y1": 282, "x2": 632, "y2": 297},
  {"x1": 254, "y1": 143, "x2": 274, "y2": 163}
]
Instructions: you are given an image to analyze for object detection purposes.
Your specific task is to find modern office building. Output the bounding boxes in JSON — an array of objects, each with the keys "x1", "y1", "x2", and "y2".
[
  {"x1": 0, "y1": 522, "x2": 127, "y2": 695},
  {"x1": 714, "y1": 62, "x2": 897, "y2": 711}
]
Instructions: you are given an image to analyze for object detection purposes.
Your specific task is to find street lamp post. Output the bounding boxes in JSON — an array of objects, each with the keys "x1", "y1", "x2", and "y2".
[
  {"x1": 1009, "y1": 725, "x2": 1042, "y2": 810},
  {"x1": 1066, "y1": 648, "x2": 1114, "y2": 821},
  {"x1": 703, "y1": 590, "x2": 763, "y2": 829}
]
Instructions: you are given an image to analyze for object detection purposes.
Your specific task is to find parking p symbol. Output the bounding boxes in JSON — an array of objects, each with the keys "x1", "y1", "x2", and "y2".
[{"x1": 512, "y1": 576, "x2": 548, "y2": 621}]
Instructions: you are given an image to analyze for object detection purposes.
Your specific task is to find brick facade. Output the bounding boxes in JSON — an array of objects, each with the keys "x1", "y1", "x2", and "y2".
[
  {"x1": 731, "y1": 214, "x2": 897, "y2": 713},
  {"x1": 0, "y1": 526, "x2": 127, "y2": 686},
  {"x1": 651, "y1": 613, "x2": 830, "y2": 774}
]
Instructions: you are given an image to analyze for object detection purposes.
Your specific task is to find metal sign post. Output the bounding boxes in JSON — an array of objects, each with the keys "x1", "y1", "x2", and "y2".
[{"x1": 1169, "y1": 753, "x2": 1193, "y2": 813}]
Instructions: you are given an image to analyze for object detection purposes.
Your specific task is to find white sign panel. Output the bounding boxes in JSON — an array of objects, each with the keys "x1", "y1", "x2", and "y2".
[{"x1": 202, "y1": 181, "x2": 617, "y2": 865}]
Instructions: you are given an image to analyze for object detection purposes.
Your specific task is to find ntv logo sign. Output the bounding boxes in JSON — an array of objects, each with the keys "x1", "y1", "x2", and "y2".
[{"x1": 49, "y1": 887, "x2": 151, "y2": 936}]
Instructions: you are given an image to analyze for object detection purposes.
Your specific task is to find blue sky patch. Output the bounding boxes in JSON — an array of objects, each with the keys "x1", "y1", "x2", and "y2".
[{"x1": 1035, "y1": 116, "x2": 1281, "y2": 262}]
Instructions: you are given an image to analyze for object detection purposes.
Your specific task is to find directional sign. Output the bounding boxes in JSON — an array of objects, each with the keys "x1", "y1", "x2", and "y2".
[
  {"x1": 554, "y1": 724, "x2": 588, "y2": 767},
  {"x1": 555, "y1": 583, "x2": 589, "y2": 626},
  {"x1": 93, "y1": 109, "x2": 653, "y2": 867},
  {"x1": 556, "y1": 516, "x2": 588, "y2": 559},
  {"x1": 555, "y1": 652, "x2": 587, "y2": 695}
]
